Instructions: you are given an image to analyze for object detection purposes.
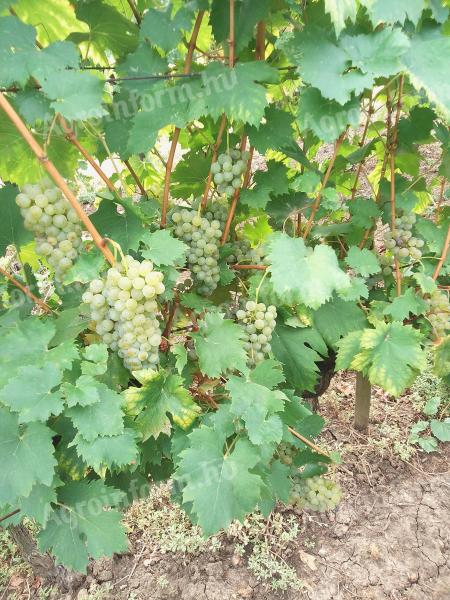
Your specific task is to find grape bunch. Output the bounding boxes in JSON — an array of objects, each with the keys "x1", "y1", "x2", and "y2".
[
  {"x1": 288, "y1": 475, "x2": 341, "y2": 512},
  {"x1": 227, "y1": 239, "x2": 266, "y2": 267},
  {"x1": 211, "y1": 149, "x2": 250, "y2": 197},
  {"x1": 426, "y1": 290, "x2": 450, "y2": 338},
  {"x1": 383, "y1": 213, "x2": 424, "y2": 262},
  {"x1": 16, "y1": 179, "x2": 83, "y2": 281},
  {"x1": 278, "y1": 443, "x2": 296, "y2": 466},
  {"x1": 82, "y1": 255, "x2": 165, "y2": 372},
  {"x1": 171, "y1": 203, "x2": 227, "y2": 295},
  {"x1": 236, "y1": 300, "x2": 277, "y2": 366}
]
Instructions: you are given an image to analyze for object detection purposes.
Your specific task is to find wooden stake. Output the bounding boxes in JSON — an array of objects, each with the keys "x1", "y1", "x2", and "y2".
[{"x1": 354, "y1": 372, "x2": 371, "y2": 431}]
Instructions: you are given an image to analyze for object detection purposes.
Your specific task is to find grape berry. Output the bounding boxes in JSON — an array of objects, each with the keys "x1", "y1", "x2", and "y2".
[
  {"x1": 289, "y1": 475, "x2": 341, "y2": 512},
  {"x1": 426, "y1": 290, "x2": 450, "y2": 338},
  {"x1": 383, "y1": 213, "x2": 424, "y2": 263},
  {"x1": 211, "y1": 149, "x2": 249, "y2": 197},
  {"x1": 236, "y1": 300, "x2": 277, "y2": 366}
]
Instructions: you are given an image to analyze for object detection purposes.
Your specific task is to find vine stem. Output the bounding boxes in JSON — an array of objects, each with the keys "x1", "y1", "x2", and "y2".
[
  {"x1": 0, "y1": 93, "x2": 115, "y2": 264},
  {"x1": 229, "y1": 0, "x2": 235, "y2": 67},
  {"x1": 302, "y1": 131, "x2": 346, "y2": 239},
  {"x1": 351, "y1": 92, "x2": 374, "y2": 200},
  {"x1": 288, "y1": 426, "x2": 330, "y2": 458},
  {"x1": 433, "y1": 225, "x2": 450, "y2": 281},
  {"x1": 57, "y1": 115, "x2": 118, "y2": 196},
  {"x1": 435, "y1": 177, "x2": 446, "y2": 222},
  {"x1": 126, "y1": 0, "x2": 141, "y2": 24},
  {"x1": 0, "y1": 508, "x2": 20, "y2": 524},
  {"x1": 124, "y1": 159, "x2": 147, "y2": 197},
  {"x1": 390, "y1": 75, "x2": 405, "y2": 297},
  {"x1": 232, "y1": 264, "x2": 267, "y2": 271},
  {"x1": 220, "y1": 136, "x2": 249, "y2": 245},
  {"x1": 0, "y1": 266, "x2": 52, "y2": 313},
  {"x1": 160, "y1": 11, "x2": 205, "y2": 227}
]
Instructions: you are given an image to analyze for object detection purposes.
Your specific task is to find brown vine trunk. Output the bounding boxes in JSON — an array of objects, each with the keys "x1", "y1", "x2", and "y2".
[
  {"x1": 354, "y1": 372, "x2": 371, "y2": 431},
  {"x1": 8, "y1": 524, "x2": 83, "y2": 592}
]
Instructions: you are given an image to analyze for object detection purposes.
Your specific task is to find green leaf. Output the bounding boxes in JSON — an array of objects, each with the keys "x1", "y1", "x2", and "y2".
[
  {"x1": 72, "y1": 430, "x2": 138, "y2": 473},
  {"x1": 40, "y1": 70, "x2": 106, "y2": 120},
  {"x1": 226, "y1": 376, "x2": 285, "y2": 446},
  {"x1": 0, "y1": 407, "x2": 56, "y2": 505},
  {"x1": 249, "y1": 359, "x2": 285, "y2": 389},
  {"x1": 430, "y1": 418, "x2": 450, "y2": 442},
  {"x1": 298, "y1": 87, "x2": 360, "y2": 142},
  {"x1": 64, "y1": 250, "x2": 106, "y2": 285},
  {"x1": 314, "y1": 297, "x2": 367, "y2": 347},
  {"x1": 403, "y1": 29, "x2": 450, "y2": 122},
  {"x1": 383, "y1": 288, "x2": 428, "y2": 321},
  {"x1": 11, "y1": 0, "x2": 88, "y2": 45},
  {"x1": 210, "y1": 0, "x2": 269, "y2": 52},
  {"x1": 352, "y1": 322, "x2": 427, "y2": 396},
  {"x1": 140, "y1": 5, "x2": 191, "y2": 53},
  {"x1": 271, "y1": 325, "x2": 328, "y2": 393},
  {"x1": 423, "y1": 396, "x2": 441, "y2": 417},
  {"x1": 1, "y1": 363, "x2": 64, "y2": 423},
  {"x1": 171, "y1": 150, "x2": 211, "y2": 199},
  {"x1": 268, "y1": 234, "x2": 350, "y2": 309},
  {"x1": 417, "y1": 436, "x2": 438, "y2": 453},
  {"x1": 12, "y1": 90, "x2": 52, "y2": 125},
  {"x1": 345, "y1": 246, "x2": 381, "y2": 277},
  {"x1": 71, "y1": 1, "x2": 139, "y2": 61},
  {"x1": 125, "y1": 371, "x2": 200, "y2": 441},
  {"x1": 63, "y1": 375, "x2": 101, "y2": 408},
  {"x1": 413, "y1": 271, "x2": 437, "y2": 294},
  {"x1": 259, "y1": 460, "x2": 291, "y2": 515},
  {"x1": 172, "y1": 343, "x2": 188, "y2": 374},
  {"x1": 202, "y1": 61, "x2": 278, "y2": 126},
  {"x1": 240, "y1": 162, "x2": 289, "y2": 210},
  {"x1": 335, "y1": 329, "x2": 363, "y2": 370},
  {"x1": 81, "y1": 343, "x2": 109, "y2": 376},
  {"x1": 193, "y1": 312, "x2": 248, "y2": 377},
  {"x1": 433, "y1": 337, "x2": 450, "y2": 380},
  {"x1": 175, "y1": 426, "x2": 263, "y2": 535},
  {"x1": 66, "y1": 383, "x2": 124, "y2": 441},
  {"x1": 348, "y1": 197, "x2": 381, "y2": 228},
  {"x1": 360, "y1": 0, "x2": 426, "y2": 25},
  {"x1": 324, "y1": 0, "x2": 358, "y2": 36},
  {"x1": 242, "y1": 214, "x2": 273, "y2": 246},
  {"x1": 246, "y1": 106, "x2": 294, "y2": 153},
  {"x1": 38, "y1": 480, "x2": 127, "y2": 573},
  {"x1": 141, "y1": 229, "x2": 188, "y2": 267},
  {"x1": 19, "y1": 481, "x2": 57, "y2": 527},
  {"x1": 50, "y1": 307, "x2": 89, "y2": 346},
  {"x1": 90, "y1": 200, "x2": 146, "y2": 253},
  {"x1": 0, "y1": 184, "x2": 33, "y2": 254}
]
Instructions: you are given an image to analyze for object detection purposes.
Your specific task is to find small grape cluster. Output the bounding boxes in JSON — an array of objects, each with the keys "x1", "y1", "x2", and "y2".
[
  {"x1": 289, "y1": 475, "x2": 341, "y2": 512},
  {"x1": 227, "y1": 239, "x2": 266, "y2": 267},
  {"x1": 171, "y1": 202, "x2": 227, "y2": 295},
  {"x1": 82, "y1": 255, "x2": 165, "y2": 372},
  {"x1": 16, "y1": 179, "x2": 83, "y2": 281},
  {"x1": 383, "y1": 213, "x2": 424, "y2": 263},
  {"x1": 211, "y1": 149, "x2": 249, "y2": 197},
  {"x1": 426, "y1": 290, "x2": 450, "y2": 338},
  {"x1": 236, "y1": 300, "x2": 277, "y2": 366},
  {"x1": 278, "y1": 443, "x2": 296, "y2": 466}
]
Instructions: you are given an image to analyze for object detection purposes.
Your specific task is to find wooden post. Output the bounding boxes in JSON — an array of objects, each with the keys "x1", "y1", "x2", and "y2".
[{"x1": 354, "y1": 372, "x2": 371, "y2": 431}]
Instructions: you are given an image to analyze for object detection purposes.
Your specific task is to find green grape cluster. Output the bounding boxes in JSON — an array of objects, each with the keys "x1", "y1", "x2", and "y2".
[
  {"x1": 82, "y1": 255, "x2": 165, "y2": 372},
  {"x1": 426, "y1": 290, "x2": 450, "y2": 338},
  {"x1": 278, "y1": 443, "x2": 296, "y2": 466},
  {"x1": 289, "y1": 475, "x2": 341, "y2": 512},
  {"x1": 171, "y1": 203, "x2": 227, "y2": 295},
  {"x1": 211, "y1": 149, "x2": 250, "y2": 197},
  {"x1": 236, "y1": 300, "x2": 277, "y2": 366},
  {"x1": 227, "y1": 239, "x2": 266, "y2": 266},
  {"x1": 383, "y1": 213, "x2": 424, "y2": 263},
  {"x1": 16, "y1": 179, "x2": 83, "y2": 281}
]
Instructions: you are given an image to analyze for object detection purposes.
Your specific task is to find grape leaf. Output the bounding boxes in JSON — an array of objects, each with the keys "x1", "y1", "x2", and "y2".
[
  {"x1": 193, "y1": 312, "x2": 248, "y2": 377},
  {"x1": 335, "y1": 329, "x2": 363, "y2": 370},
  {"x1": 1, "y1": 363, "x2": 64, "y2": 423},
  {"x1": 175, "y1": 426, "x2": 263, "y2": 535},
  {"x1": 18, "y1": 481, "x2": 57, "y2": 527},
  {"x1": 433, "y1": 336, "x2": 450, "y2": 380},
  {"x1": 0, "y1": 407, "x2": 56, "y2": 505},
  {"x1": 90, "y1": 200, "x2": 146, "y2": 253},
  {"x1": 38, "y1": 480, "x2": 127, "y2": 573},
  {"x1": 66, "y1": 383, "x2": 124, "y2": 441},
  {"x1": 226, "y1": 376, "x2": 285, "y2": 446},
  {"x1": 81, "y1": 343, "x2": 109, "y2": 376},
  {"x1": 141, "y1": 229, "x2": 188, "y2": 267},
  {"x1": 50, "y1": 307, "x2": 89, "y2": 346},
  {"x1": 313, "y1": 296, "x2": 367, "y2": 347},
  {"x1": 125, "y1": 371, "x2": 200, "y2": 441},
  {"x1": 63, "y1": 375, "x2": 101, "y2": 408},
  {"x1": 140, "y1": 5, "x2": 193, "y2": 53},
  {"x1": 171, "y1": 150, "x2": 211, "y2": 199},
  {"x1": 268, "y1": 234, "x2": 350, "y2": 309},
  {"x1": 64, "y1": 251, "x2": 106, "y2": 285},
  {"x1": 403, "y1": 28, "x2": 450, "y2": 122},
  {"x1": 0, "y1": 184, "x2": 33, "y2": 254},
  {"x1": 360, "y1": 0, "x2": 426, "y2": 25},
  {"x1": 348, "y1": 197, "x2": 381, "y2": 228},
  {"x1": 72, "y1": 430, "x2": 138, "y2": 473},
  {"x1": 352, "y1": 322, "x2": 427, "y2": 396},
  {"x1": 259, "y1": 460, "x2": 291, "y2": 515},
  {"x1": 0, "y1": 16, "x2": 37, "y2": 87},
  {"x1": 249, "y1": 359, "x2": 285, "y2": 389},
  {"x1": 383, "y1": 288, "x2": 428, "y2": 321},
  {"x1": 324, "y1": 0, "x2": 358, "y2": 36},
  {"x1": 12, "y1": 90, "x2": 52, "y2": 125},
  {"x1": 298, "y1": 87, "x2": 360, "y2": 143},
  {"x1": 345, "y1": 246, "x2": 381, "y2": 277},
  {"x1": 210, "y1": 0, "x2": 269, "y2": 52},
  {"x1": 172, "y1": 343, "x2": 188, "y2": 374},
  {"x1": 240, "y1": 162, "x2": 289, "y2": 210},
  {"x1": 246, "y1": 105, "x2": 294, "y2": 153},
  {"x1": 271, "y1": 325, "x2": 328, "y2": 393}
]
